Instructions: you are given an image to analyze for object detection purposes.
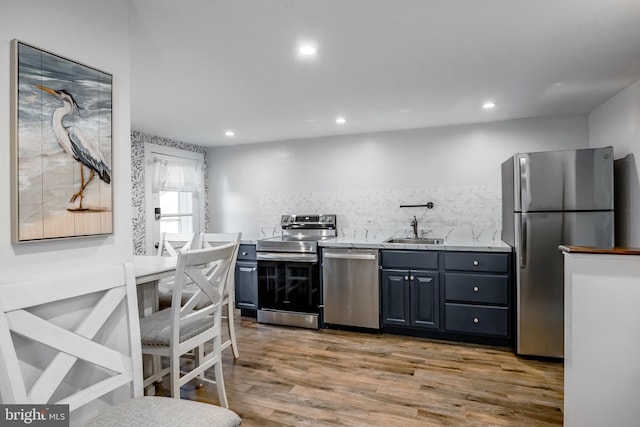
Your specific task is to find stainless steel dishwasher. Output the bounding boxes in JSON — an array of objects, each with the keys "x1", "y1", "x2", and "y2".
[{"x1": 322, "y1": 248, "x2": 380, "y2": 329}]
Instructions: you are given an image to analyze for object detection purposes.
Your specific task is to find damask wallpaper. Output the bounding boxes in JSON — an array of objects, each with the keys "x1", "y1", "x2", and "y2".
[{"x1": 130, "y1": 130, "x2": 209, "y2": 255}]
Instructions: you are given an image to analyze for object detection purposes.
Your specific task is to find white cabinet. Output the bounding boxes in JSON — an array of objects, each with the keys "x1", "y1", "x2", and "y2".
[{"x1": 563, "y1": 250, "x2": 640, "y2": 427}]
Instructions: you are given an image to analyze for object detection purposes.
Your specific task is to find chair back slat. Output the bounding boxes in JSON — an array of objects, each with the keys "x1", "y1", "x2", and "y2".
[
  {"x1": 157, "y1": 232, "x2": 198, "y2": 257},
  {"x1": 200, "y1": 233, "x2": 242, "y2": 291},
  {"x1": 0, "y1": 265, "x2": 128, "y2": 312},
  {"x1": 0, "y1": 263, "x2": 142, "y2": 413},
  {"x1": 28, "y1": 287, "x2": 127, "y2": 403}
]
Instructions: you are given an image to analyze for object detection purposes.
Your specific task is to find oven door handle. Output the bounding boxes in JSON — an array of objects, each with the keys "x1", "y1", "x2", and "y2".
[
  {"x1": 257, "y1": 252, "x2": 318, "y2": 262},
  {"x1": 323, "y1": 252, "x2": 377, "y2": 261}
]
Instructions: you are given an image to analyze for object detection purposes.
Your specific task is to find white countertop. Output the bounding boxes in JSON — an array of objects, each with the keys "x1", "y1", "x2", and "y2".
[
  {"x1": 318, "y1": 237, "x2": 512, "y2": 252},
  {"x1": 240, "y1": 234, "x2": 512, "y2": 252},
  {"x1": 240, "y1": 235, "x2": 263, "y2": 245}
]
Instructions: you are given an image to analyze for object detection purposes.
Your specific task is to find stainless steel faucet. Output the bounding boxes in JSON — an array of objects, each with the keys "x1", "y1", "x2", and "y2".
[{"x1": 410, "y1": 215, "x2": 418, "y2": 239}]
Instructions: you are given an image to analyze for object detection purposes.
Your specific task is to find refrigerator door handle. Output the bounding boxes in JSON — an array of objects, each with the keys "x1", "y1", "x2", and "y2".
[
  {"x1": 520, "y1": 215, "x2": 527, "y2": 268},
  {"x1": 518, "y1": 156, "x2": 528, "y2": 210}
]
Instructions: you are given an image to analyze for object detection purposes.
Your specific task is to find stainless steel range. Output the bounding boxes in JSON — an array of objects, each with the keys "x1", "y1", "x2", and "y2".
[{"x1": 256, "y1": 214, "x2": 337, "y2": 329}]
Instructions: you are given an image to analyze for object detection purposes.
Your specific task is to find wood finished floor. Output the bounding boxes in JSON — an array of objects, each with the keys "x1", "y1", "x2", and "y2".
[{"x1": 155, "y1": 312, "x2": 564, "y2": 426}]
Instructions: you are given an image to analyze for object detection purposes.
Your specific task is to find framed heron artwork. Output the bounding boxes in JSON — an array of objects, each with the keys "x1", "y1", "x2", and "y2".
[{"x1": 10, "y1": 40, "x2": 113, "y2": 242}]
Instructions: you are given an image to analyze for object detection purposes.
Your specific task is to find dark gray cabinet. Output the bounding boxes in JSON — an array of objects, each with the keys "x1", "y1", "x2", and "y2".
[
  {"x1": 410, "y1": 271, "x2": 439, "y2": 329},
  {"x1": 381, "y1": 251, "x2": 440, "y2": 330},
  {"x1": 381, "y1": 270, "x2": 408, "y2": 326},
  {"x1": 380, "y1": 248, "x2": 513, "y2": 346},
  {"x1": 235, "y1": 244, "x2": 258, "y2": 311},
  {"x1": 443, "y1": 252, "x2": 511, "y2": 338}
]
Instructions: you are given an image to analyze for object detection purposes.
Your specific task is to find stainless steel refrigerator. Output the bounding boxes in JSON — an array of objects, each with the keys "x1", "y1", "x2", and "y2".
[{"x1": 501, "y1": 146, "x2": 614, "y2": 358}]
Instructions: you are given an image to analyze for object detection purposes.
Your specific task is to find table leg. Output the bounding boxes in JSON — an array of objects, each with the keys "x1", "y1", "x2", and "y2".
[{"x1": 137, "y1": 280, "x2": 161, "y2": 395}]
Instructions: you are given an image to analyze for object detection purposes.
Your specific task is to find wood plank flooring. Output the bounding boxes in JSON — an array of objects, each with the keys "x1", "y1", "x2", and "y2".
[{"x1": 155, "y1": 312, "x2": 564, "y2": 426}]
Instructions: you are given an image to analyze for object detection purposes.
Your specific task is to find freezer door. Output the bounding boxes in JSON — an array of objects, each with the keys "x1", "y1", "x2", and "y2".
[
  {"x1": 515, "y1": 211, "x2": 613, "y2": 357},
  {"x1": 515, "y1": 147, "x2": 613, "y2": 212}
]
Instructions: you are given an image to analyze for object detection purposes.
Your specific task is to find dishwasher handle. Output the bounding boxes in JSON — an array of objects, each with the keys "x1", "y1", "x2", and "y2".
[{"x1": 323, "y1": 252, "x2": 377, "y2": 261}]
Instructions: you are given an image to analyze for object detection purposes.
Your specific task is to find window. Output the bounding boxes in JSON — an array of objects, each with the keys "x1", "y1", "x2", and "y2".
[{"x1": 158, "y1": 190, "x2": 194, "y2": 233}]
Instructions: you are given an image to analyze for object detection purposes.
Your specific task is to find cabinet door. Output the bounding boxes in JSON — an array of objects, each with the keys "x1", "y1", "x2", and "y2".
[
  {"x1": 235, "y1": 261, "x2": 258, "y2": 310},
  {"x1": 410, "y1": 271, "x2": 440, "y2": 329},
  {"x1": 381, "y1": 270, "x2": 409, "y2": 326}
]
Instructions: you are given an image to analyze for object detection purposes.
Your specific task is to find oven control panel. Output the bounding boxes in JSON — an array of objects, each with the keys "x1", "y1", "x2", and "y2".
[{"x1": 281, "y1": 214, "x2": 336, "y2": 229}]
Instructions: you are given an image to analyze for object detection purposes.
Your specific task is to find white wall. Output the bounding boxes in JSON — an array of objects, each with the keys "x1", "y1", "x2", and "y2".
[
  {"x1": 589, "y1": 80, "x2": 640, "y2": 247},
  {"x1": 0, "y1": 0, "x2": 132, "y2": 282},
  {"x1": 208, "y1": 115, "x2": 589, "y2": 239}
]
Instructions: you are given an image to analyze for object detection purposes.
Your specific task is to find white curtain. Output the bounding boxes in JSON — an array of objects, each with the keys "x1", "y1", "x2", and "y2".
[{"x1": 151, "y1": 156, "x2": 202, "y2": 192}]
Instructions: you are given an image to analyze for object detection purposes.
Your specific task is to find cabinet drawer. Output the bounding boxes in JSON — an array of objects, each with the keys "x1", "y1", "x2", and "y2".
[
  {"x1": 381, "y1": 250, "x2": 439, "y2": 270},
  {"x1": 444, "y1": 273, "x2": 508, "y2": 305},
  {"x1": 444, "y1": 252, "x2": 509, "y2": 273},
  {"x1": 445, "y1": 303, "x2": 508, "y2": 336},
  {"x1": 237, "y1": 244, "x2": 256, "y2": 260}
]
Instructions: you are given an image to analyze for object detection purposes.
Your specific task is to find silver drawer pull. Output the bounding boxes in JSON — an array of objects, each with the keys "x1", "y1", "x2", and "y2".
[
  {"x1": 473, "y1": 260, "x2": 479, "y2": 266},
  {"x1": 404, "y1": 276, "x2": 409, "y2": 280},
  {"x1": 242, "y1": 252, "x2": 248, "y2": 256},
  {"x1": 410, "y1": 276, "x2": 414, "y2": 280},
  {"x1": 473, "y1": 317, "x2": 479, "y2": 324},
  {"x1": 473, "y1": 286, "x2": 479, "y2": 292}
]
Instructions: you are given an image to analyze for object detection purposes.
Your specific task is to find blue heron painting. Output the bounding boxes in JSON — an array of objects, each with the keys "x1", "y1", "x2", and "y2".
[{"x1": 13, "y1": 40, "x2": 113, "y2": 241}]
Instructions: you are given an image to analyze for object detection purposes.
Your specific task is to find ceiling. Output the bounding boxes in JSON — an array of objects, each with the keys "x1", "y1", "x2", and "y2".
[{"x1": 129, "y1": 0, "x2": 640, "y2": 147}]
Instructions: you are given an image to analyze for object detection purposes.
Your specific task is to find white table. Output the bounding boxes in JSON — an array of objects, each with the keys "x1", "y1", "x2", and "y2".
[
  {"x1": 133, "y1": 255, "x2": 177, "y2": 394},
  {"x1": 133, "y1": 255, "x2": 177, "y2": 316},
  {"x1": 134, "y1": 255, "x2": 177, "y2": 283}
]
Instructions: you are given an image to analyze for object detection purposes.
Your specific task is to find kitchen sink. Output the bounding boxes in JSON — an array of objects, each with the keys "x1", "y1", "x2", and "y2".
[{"x1": 384, "y1": 237, "x2": 445, "y2": 245}]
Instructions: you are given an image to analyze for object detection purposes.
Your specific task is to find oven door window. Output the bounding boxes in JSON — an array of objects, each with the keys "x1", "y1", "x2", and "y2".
[{"x1": 258, "y1": 261, "x2": 319, "y2": 313}]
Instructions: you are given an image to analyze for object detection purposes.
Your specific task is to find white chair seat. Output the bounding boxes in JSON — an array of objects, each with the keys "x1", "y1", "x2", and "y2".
[
  {"x1": 85, "y1": 396, "x2": 240, "y2": 427},
  {"x1": 140, "y1": 307, "x2": 217, "y2": 346}
]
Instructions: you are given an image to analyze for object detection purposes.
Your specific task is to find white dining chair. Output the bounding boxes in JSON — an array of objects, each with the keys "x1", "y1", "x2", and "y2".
[
  {"x1": 200, "y1": 232, "x2": 243, "y2": 359},
  {"x1": 139, "y1": 243, "x2": 237, "y2": 406},
  {"x1": 0, "y1": 263, "x2": 241, "y2": 426},
  {"x1": 156, "y1": 232, "x2": 199, "y2": 308}
]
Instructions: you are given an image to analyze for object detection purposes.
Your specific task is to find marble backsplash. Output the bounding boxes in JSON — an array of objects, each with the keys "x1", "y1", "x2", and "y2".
[{"x1": 258, "y1": 185, "x2": 502, "y2": 243}]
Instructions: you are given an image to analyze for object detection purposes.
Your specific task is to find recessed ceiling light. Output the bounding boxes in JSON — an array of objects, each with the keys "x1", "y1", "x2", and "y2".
[
  {"x1": 225, "y1": 130, "x2": 235, "y2": 137},
  {"x1": 482, "y1": 101, "x2": 496, "y2": 109},
  {"x1": 298, "y1": 45, "x2": 317, "y2": 56},
  {"x1": 335, "y1": 117, "x2": 346, "y2": 124}
]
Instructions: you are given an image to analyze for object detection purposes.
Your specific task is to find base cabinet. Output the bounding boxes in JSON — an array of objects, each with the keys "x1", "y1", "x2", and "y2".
[
  {"x1": 381, "y1": 251, "x2": 440, "y2": 330},
  {"x1": 443, "y1": 252, "x2": 511, "y2": 339},
  {"x1": 235, "y1": 244, "x2": 258, "y2": 311},
  {"x1": 381, "y1": 249, "x2": 512, "y2": 346},
  {"x1": 382, "y1": 270, "x2": 439, "y2": 329}
]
